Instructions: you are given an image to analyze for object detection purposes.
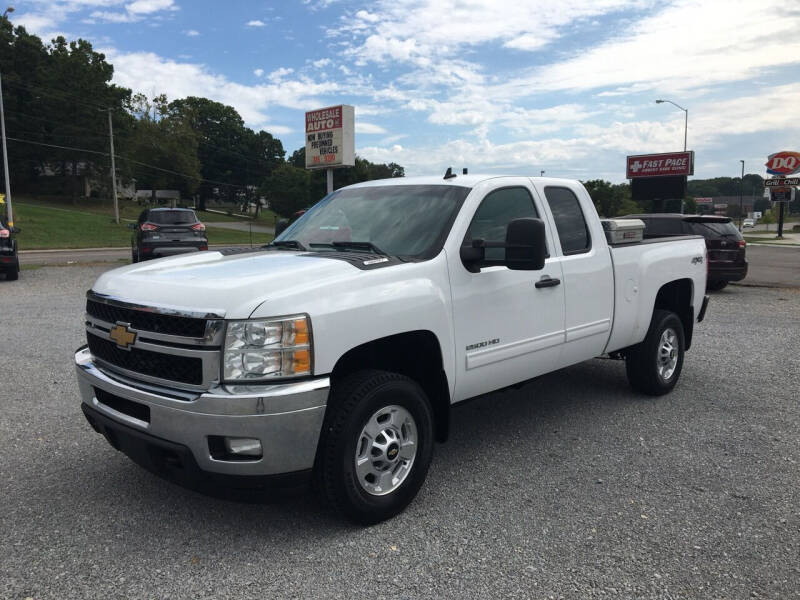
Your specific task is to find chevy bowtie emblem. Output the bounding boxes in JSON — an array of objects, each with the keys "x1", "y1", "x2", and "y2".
[{"x1": 109, "y1": 323, "x2": 137, "y2": 350}]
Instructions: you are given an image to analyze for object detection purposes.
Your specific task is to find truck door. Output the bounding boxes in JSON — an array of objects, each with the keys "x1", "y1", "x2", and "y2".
[
  {"x1": 535, "y1": 182, "x2": 614, "y2": 367},
  {"x1": 447, "y1": 180, "x2": 566, "y2": 402}
]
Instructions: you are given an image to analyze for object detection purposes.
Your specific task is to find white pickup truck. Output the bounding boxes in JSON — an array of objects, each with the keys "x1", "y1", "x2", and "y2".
[{"x1": 75, "y1": 173, "x2": 709, "y2": 523}]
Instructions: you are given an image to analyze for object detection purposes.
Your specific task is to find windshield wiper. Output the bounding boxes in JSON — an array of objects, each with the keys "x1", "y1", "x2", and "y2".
[
  {"x1": 331, "y1": 241, "x2": 388, "y2": 255},
  {"x1": 270, "y1": 239, "x2": 306, "y2": 250}
]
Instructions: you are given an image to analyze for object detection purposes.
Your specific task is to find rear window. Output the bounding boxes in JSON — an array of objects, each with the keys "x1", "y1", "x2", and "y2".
[
  {"x1": 640, "y1": 218, "x2": 683, "y2": 236},
  {"x1": 148, "y1": 210, "x2": 197, "y2": 225},
  {"x1": 684, "y1": 220, "x2": 740, "y2": 238}
]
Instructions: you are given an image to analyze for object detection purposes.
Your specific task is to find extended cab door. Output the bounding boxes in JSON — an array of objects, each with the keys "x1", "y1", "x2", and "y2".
[
  {"x1": 532, "y1": 181, "x2": 614, "y2": 367},
  {"x1": 446, "y1": 179, "x2": 566, "y2": 402}
]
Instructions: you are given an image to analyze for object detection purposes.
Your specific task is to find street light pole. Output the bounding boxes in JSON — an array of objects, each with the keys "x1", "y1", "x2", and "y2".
[
  {"x1": 0, "y1": 72, "x2": 13, "y2": 227},
  {"x1": 739, "y1": 160, "x2": 744, "y2": 231},
  {"x1": 655, "y1": 99, "x2": 688, "y2": 151}
]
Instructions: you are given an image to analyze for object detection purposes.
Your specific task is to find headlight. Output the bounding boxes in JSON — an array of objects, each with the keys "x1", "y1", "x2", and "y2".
[{"x1": 223, "y1": 315, "x2": 312, "y2": 381}]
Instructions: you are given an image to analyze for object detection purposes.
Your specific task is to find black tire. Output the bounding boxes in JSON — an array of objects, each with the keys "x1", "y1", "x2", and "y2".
[
  {"x1": 131, "y1": 247, "x2": 139, "y2": 263},
  {"x1": 5, "y1": 260, "x2": 19, "y2": 281},
  {"x1": 316, "y1": 369, "x2": 434, "y2": 525},
  {"x1": 707, "y1": 280, "x2": 728, "y2": 291},
  {"x1": 625, "y1": 309, "x2": 685, "y2": 396}
]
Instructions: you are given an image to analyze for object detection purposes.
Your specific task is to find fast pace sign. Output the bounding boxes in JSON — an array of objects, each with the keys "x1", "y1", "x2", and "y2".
[
  {"x1": 304, "y1": 105, "x2": 355, "y2": 170},
  {"x1": 626, "y1": 151, "x2": 694, "y2": 179}
]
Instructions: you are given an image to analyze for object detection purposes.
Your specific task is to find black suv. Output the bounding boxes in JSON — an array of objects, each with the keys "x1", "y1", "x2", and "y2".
[
  {"x1": 131, "y1": 208, "x2": 208, "y2": 262},
  {"x1": 622, "y1": 213, "x2": 748, "y2": 291},
  {"x1": 0, "y1": 217, "x2": 19, "y2": 281}
]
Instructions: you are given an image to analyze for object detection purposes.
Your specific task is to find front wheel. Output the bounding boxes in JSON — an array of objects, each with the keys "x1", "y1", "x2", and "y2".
[
  {"x1": 625, "y1": 309, "x2": 685, "y2": 396},
  {"x1": 5, "y1": 259, "x2": 19, "y2": 281},
  {"x1": 316, "y1": 369, "x2": 434, "y2": 525}
]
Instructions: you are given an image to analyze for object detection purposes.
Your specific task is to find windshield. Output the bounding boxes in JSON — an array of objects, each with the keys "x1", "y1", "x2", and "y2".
[
  {"x1": 149, "y1": 210, "x2": 197, "y2": 225},
  {"x1": 275, "y1": 184, "x2": 470, "y2": 258}
]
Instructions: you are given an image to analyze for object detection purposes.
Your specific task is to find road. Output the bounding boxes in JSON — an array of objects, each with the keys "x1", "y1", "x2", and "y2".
[
  {"x1": 739, "y1": 244, "x2": 800, "y2": 288},
  {"x1": 1, "y1": 265, "x2": 799, "y2": 599}
]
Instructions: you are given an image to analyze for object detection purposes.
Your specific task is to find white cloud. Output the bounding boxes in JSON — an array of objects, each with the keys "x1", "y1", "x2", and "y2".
[
  {"x1": 358, "y1": 84, "x2": 800, "y2": 179},
  {"x1": 514, "y1": 0, "x2": 800, "y2": 95},
  {"x1": 246, "y1": 19, "x2": 265, "y2": 27},
  {"x1": 105, "y1": 50, "x2": 339, "y2": 131},
  {"x1": 267, "y1": 67, "x2": 294, "y2": 83},
  {"x1": 127, "y1": 0, "x2": 176, "y2": 14},
  {"x1": 253, "y1": 68, "x2": 264, "y2": 77},
  {"x1": 355, "y1": 122, "x2": 387, "y2": 134},
  {"x1": 184, "y1": 29, "x2": 200, "y2": 36},
  {"x1": 89, "y1": 0, "x2": 176, "y2": 23},
  {"x1": 331, "y1": 0, "x2": 640, "y2": 66},
  {"x1": 312, "y1": 58, "x2": 332, "y2": 69}
]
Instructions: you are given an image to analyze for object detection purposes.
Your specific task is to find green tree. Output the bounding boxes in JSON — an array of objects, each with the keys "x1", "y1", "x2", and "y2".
[
  {"x1": 583, "y1": 179, "x2": 638, "y2": 216},
  {"x1": 125, "y1": 94, "x2": 201, "y2": 199},
  {"x1": 262, "y1": 163, "x2": 311, "y2": 217},
  {"x1": 168, "y1": 97, "x2": 285, "y2": 206},
  {"x1": 683, "y1": 198, "x2": 697, "y2": 214}
]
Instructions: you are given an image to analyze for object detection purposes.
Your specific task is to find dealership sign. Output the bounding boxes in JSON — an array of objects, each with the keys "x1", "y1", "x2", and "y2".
[
  {"x1": 626, "y1": 151, "x2": 694, "y2": 178},
  {"x1": 695, "y1": 197, "x2": 712, "y2": 204},
  {"x1": 305, "y1": 105, "x2": 355, "y2": 170},
  {"x1": 765, "y1": 151, "x2": 800, "y2": 176}
]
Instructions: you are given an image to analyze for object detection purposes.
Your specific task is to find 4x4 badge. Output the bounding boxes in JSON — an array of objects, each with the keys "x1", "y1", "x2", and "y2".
[{"x1": 109, "y1": 323, "x2": 137, "y2": 350}]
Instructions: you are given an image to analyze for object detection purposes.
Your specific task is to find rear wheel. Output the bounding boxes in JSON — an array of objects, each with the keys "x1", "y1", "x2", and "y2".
[
  {"x1": 316, "y1": 369, "x2": 434, "y2": 525},
  {"x1": 5, "y1": 260, "x2": 19, "y2": 281},
  {"x1": 707, "y1": 280, "x2": 728, "y2": 291},
  {"x1": 625, "y1": 309, "x2": 685, "y2": 396}
]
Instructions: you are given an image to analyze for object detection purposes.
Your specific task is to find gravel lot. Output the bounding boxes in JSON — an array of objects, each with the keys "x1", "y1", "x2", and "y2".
[{"x1": 1, "y1": 266, "x2": 799, "y2": 599}]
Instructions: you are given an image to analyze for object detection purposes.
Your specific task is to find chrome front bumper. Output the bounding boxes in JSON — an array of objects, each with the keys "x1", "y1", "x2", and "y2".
[{"x1": 75, "y1": 347, "x2": 329, "y2": 477}]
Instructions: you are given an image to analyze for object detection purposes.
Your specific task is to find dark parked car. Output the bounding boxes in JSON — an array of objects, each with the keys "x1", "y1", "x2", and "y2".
[
  {"x1": 622, "y1": 213, "x2": 747, "y2": 291},
  {"x1": 131, "y1": 208, "x2": 208, "y2": 263},
  {"x1": 0, "y1": 217, "x2": 19, "y2": 281},
  {"x1": 274, "y1": 208, "x2": 308, "y2": 237}
]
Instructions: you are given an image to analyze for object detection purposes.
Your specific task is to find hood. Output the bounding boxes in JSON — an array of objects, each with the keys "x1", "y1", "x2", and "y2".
[{"x1": 91, "y1": 249, "x2": 359, "y2": 319}]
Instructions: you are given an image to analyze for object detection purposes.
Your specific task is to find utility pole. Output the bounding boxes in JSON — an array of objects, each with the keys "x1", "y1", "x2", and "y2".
[
  {"x1": 104, "y1": 108, "x2": 119, "y2": 224},
  {"x1": 739, "y1": 160, "x2": 744, "y2": 231},
  {"x1": 0, "y1": 72, "x2": 13, "y2": 227}
]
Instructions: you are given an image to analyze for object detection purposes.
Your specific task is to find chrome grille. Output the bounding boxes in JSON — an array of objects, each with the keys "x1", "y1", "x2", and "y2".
[{"x1": 85, "y1": 291, "x2": 225, "y2": 391}]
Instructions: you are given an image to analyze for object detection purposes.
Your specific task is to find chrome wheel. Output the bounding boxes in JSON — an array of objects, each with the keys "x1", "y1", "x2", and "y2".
[
  {"x1": 657, "y1": 327, "x2": 679, "y2": 381},
  {"x1": 354, "y1": 405, "x2": 417, "y2": 496}
]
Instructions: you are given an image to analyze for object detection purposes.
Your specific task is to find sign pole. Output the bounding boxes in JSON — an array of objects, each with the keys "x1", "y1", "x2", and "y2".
[
  {"x1": 0, "y1": 73, "x2": 13, "y2": 227},
  {"x1": 326, "y1": 168, "x2": 333, "y2": 194},
  {"x1": 777, "y1": 200, "x2": 785, "y2": 239}
]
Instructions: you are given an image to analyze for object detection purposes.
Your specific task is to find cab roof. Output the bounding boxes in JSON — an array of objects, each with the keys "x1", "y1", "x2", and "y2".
[{"x1": 345, "y1": 174, "x2": 577, "y2": 189}]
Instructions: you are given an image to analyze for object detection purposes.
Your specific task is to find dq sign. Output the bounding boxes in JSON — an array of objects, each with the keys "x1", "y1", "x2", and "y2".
[{"x1": 765, "y1": 151, "x2": 800, "y2": 176}]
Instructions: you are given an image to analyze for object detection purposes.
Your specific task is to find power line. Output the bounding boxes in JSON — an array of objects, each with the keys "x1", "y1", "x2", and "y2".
[
  {"x1": 6, "y1": 136, "x2": 247, "y2": 189},
  {"x1": 1, "y1": 78, "x2": 117, "y2": 112}
]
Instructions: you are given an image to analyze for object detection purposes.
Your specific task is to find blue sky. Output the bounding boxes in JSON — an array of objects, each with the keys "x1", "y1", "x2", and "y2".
[{"x1": 11, "y1": 0, "x2": 800, "y2": 181}]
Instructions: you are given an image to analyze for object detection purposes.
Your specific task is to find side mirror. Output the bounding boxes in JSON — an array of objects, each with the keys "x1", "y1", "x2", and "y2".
[
  {"x1": 505, "y1": 218, "x2": 547, "y2": 271},
  {"x1": 275, "y1": 218, "x2": 290, "y2": 236},
  {"x1": 459, "y1": 242, "x2": 484, "y2": 272},
  {"x1": 127, "y1": 223, "x2": 136, "y2": 230}
]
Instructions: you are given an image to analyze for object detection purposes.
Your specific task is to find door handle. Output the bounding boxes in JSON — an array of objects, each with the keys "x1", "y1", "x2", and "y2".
[{"x1": 535, "y1": 276, "x2": 561, "y2": 289}]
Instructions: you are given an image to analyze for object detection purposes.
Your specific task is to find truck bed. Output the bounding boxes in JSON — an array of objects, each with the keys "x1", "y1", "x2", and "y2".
[{"x1": 604, "y1": 235, "x2": 707, "y2": 353}]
